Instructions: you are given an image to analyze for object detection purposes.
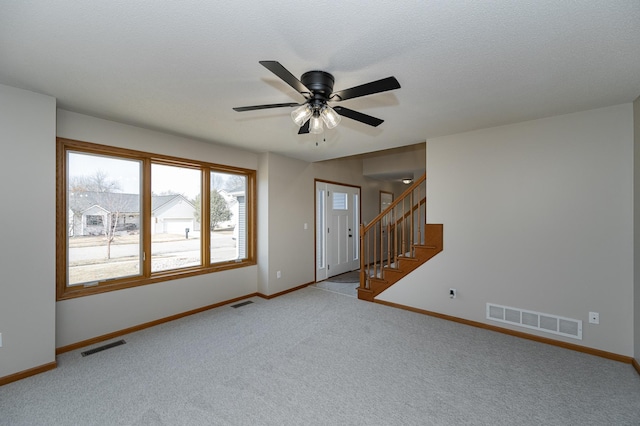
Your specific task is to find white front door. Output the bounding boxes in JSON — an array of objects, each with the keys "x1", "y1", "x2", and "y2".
[{"x1": 316, "y1": 182, "x2": 360, "y2": 280}]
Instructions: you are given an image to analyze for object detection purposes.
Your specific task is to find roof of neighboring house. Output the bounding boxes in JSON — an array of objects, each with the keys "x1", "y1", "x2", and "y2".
[
  {"x1": 224, "y1": 184, "x2": 246, "y2": 198},
  {"x1": 151, "y1": 194, "x2": 192, "y2": 211},
  {"x1": 70, "y1": 192, "x2": 194, "y2": 214},
  {"x1": 216, "y1": 189, "x2": 238, "y2": 206},
  {"x1": 71, "y1": 192, "x2": 140, "y2": 214}
]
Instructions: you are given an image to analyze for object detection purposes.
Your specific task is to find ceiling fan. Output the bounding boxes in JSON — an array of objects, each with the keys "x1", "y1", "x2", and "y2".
[{"x1": 233, "y1": 61, "x2": 401, "y2": 134}]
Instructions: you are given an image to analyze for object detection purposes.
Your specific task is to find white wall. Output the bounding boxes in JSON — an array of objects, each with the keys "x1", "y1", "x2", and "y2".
[
  {"x1": 379, "y1": 104, "x2": 635, "y2": 356},
  {"x1": 634, "y1": 96, "x2": 640, "y2": 362},
  {"x1": 362, "y1": 143, "x2": 426, "y2": 182},
  {"x1": 257, "y1": 153, "x2": 270, "y2": 295},
  {"x1": 0, "y1": 85, "x2": 56, "y2": 377},
  {"x1": 259, "y1": 153, "x2": 315, "y2": 295},
  {"x1": 55, "y1": 110, "x2": 259, "y2": 348}
]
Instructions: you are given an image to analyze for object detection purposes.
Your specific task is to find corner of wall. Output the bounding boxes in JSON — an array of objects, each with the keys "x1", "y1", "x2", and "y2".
[
  {"x1": 257, "y1": 153, "x2": 270, "y2": 295},
  {"x1": 633, "y1": 95, "x2": 640, "y2": 364},
  {"x1": 0, "y1": 84, "x2": 57, "y2": 378}
]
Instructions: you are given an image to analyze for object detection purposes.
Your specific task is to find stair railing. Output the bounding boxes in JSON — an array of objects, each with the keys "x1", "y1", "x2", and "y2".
[{"x1": 359, "y1": 174, "x2": 427, "y2": 292}]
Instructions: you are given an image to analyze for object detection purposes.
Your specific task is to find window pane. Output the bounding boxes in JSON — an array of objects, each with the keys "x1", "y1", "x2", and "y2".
[
  {"x1": 317, "y1": 190, "x2": 325, "y2": 268},
  {"x1": 67, "y1": 152, "x2": 142, "y2": 286},
  {"x1": 211, "y1": 172, "x2": 247, "y2": 262},
  {"x1": 333, "y1": 192, "x2": 348, "y2": 210},
  {"x1": 353, "y1": 193, "x2": 359, "y2": 261},
  {"x1": 151, "y1": 164, "x2": 201, "y2": 272}
]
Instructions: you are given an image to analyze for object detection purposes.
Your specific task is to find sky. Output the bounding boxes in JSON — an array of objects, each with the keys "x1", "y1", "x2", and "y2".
[
  {"x1": 68, "y1": 152, "x2": 200, "y2": 199},
  {"x1": 68, "y1": 152, "x2": 243, "y2": 199}
]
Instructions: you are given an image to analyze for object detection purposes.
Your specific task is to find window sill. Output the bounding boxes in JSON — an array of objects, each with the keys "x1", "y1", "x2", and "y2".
[{"x1": 56, "y1": 260, "x2": 256, "y2": 300}]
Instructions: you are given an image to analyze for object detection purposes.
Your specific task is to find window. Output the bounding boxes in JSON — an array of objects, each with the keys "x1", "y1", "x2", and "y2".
[
  {"x1": 57, "y1": 138, "x2": 256, "y2": 300},
  {"x1": 85, "y1": 215, "x2": 103, "y2": 226},
  {"x1": 316, "y1": 189, "x2": 325, "y2": 269},
  {"x1": 151, "y1": 163, "x2": 201, "y2": 272},
  {"x1": 67, "y1": 152, "x2": 142, "y2": 286},
  {"x1": 210, "y1": 171, "x2": 248, "y2": 263},
  {"x1": 332, "y1": 192, "x2": 348, "y2": 210}
]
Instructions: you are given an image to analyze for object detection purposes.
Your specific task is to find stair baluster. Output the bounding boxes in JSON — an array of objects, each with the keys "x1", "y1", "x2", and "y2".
[{"x1": 358, "y1": 174, "x2": 443, "y2": 301}]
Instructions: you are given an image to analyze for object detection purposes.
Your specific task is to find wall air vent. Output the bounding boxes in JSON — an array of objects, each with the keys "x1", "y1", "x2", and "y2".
[
  {"x1": 81, "y1": 340, "x2": 126, "y2": 357},
  {"x1": 486, "y1": 303, "x2": 582, "y2": 340}
]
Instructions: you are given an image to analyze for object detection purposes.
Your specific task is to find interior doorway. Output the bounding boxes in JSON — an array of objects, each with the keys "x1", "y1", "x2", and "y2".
[{"x1": 315, "y1": 181, "x2": 361, "y2": 282}]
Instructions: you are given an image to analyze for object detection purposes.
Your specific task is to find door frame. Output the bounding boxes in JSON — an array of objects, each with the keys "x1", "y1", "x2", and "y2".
[{"x1": 314, "y1": 179, "x2": 362, "y2": 282}]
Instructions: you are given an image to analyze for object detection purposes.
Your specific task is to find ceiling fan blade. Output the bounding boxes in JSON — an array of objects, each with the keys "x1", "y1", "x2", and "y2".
[
  {"x1": 298, "y1": 119, "x2": 310, "y2": 134},
  {"x1": 233, "y1": 102, "x2": 300, "y2": 112},
  {"x1": 259, "y1": 61, "x2": 311, "y2": 96},
  {"x1": 330, "y1": 76, "x2": 400, "y2": 102},
  {"x1": 333, "y1": 106, "x2": 384, "y2": 127}
]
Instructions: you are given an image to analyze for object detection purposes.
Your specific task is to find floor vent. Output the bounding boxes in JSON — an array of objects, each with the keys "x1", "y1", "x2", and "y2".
[
  {"x1": 486, "y1": 303, "x2": 582, "y2": 340},
  {"x1": 231, "y1": 300, "x2": 254, "y2": 309},
  {"x1": 81, "y1": 340, "x2": 126, "y2": 357}
]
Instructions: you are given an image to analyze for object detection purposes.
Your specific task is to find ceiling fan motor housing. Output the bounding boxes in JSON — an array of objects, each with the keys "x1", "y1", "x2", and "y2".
[{"x1": 301, "y1": 71, "x2": 335, "y2": 102}]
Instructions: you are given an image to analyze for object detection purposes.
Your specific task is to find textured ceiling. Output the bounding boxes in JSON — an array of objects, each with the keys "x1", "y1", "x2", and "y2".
[{"x1": 1, "y1": 1, "x2": 639, "y2": 163}]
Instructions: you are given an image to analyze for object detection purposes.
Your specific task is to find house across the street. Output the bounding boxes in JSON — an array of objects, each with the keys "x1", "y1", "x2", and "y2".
[{"x1": 68, "y1": 192, "x2": 198, "y2": 237}]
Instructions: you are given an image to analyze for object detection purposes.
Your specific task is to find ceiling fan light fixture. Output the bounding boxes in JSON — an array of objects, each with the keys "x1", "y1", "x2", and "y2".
[
  {"x1": 291, "y1": 104, "x2": 313, "y2": 127},
  {"x1": 234, "y1": 61, "x2": 401, "y2": 135},
  {"x1": 310, "y1": 114, "x2": 324, "y2": 134},
  {"x1": 320, "y1": 105, "x2": 341, "y2": 129}
]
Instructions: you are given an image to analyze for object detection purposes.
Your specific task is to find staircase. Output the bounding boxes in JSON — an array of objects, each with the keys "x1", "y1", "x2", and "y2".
[{"x1": 358, "y1": 174, "x2": 443, "y2": 301}]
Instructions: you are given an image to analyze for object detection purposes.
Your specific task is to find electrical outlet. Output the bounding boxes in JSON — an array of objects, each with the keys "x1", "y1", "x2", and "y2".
[
  {"x1": 277, "y1": 271, "x2": 282, "y2": 279},
  {"x1": 449, "y1": 288, "x2": 457, "y2": 299},
  {"x1": 589, "y1": 312, "x2": 599, "y2": 324}
]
